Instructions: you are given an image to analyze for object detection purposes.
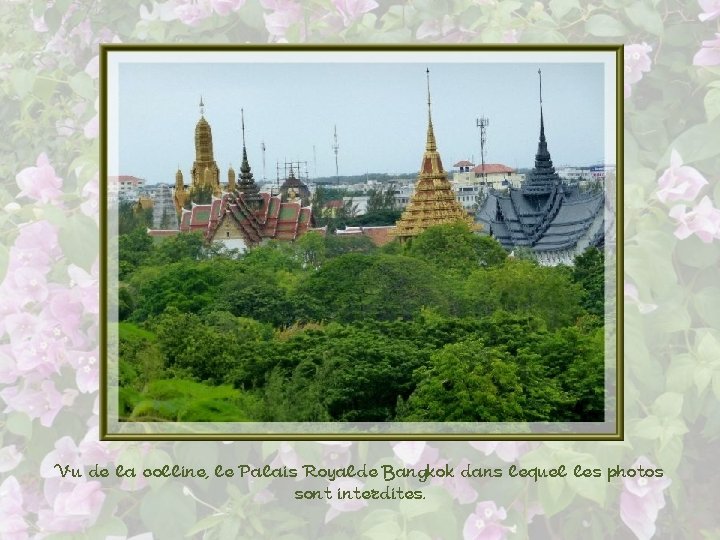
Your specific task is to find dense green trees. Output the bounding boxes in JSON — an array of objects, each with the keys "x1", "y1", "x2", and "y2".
[{"x1": 117, "y1": 220, "x2": 606, "y2": 423}]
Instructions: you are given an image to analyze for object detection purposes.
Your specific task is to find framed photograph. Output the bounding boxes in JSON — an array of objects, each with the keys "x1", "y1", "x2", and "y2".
[{"x1": 101, "y1": 45, "x2": 621, "y2": 440}]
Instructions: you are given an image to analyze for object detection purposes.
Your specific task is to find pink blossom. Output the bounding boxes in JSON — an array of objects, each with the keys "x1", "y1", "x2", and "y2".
[
  {"x1": 333, "y1": 0, "x2": 378, "y2": 27},
  {"x1": 669, "y1": 196, "x2": 720, "y2": 243},
  {"x1": 40, "y1": 436, "x2": 83, "y2": 478},
  {"x1": 463, "y1": 500, "x2": 513, "y2": 540},
  {"x1": 392, "y1": 441, "x2": 440, "y2": 467},
  {"x1": 415, "y1": 15, "x2": 476, "y2": 42},
  {"x1": 261, "y1": 0, "x2": 302, "y2": 38},
  {"x1": 624, "y1": 282, "x2": 658, "y2": 314},
  {"x1": 68, "y1": 261, "x2": 99, "y2": 315},
  {"x1": 78, "y1": 426, "x2": 120, "y2": 466},
  {"x1": 84, "y1": 55, "x2": 99, "y2": 79},
  {"x1": 32, "y1": 13, "x2": 48, "y2": 32},
  {"x1": 211, "y1": 0, "x2": 246, "y2": 16},
  {"x1": 657, "y1": 149, "x2": 707, "y2": 204},
  {"x1": 624, "y1": 43, "x2": 652, "y2": 98},
  {"x1": 0, "y1": 445, "x2": 23, "y2": 473},
  {"x1": 502, "y1": 29, "x2": 520, "y2": 43},
  {"x1": 698, "y1": 0, "x2": 720, "y2": 21},
  {"x1": 693, "y1": 33, "x2": 720, "y2": 66},
  {"x1": 270, "y1": 442, "x2": 302, "y2": 469},
  {"x1": 139, "y1": 0, "x2": 181, "y2": 21},
  {"x1": 12, "y1": 266, "x2": 49, "y2": 304},
  {"x1": 0, "y1": 380, "x2": 77, "y2": 427},
  {"x1": 325, "y1": 478, "x2": 367, "y2": 523},
  {"x1": 69, "y1": 350, "x2": 99, "y2": 393},
  {"x1": 0, "y1": 476, "x2": 28, "y2": 540},
  {"x1": 38, "y1": 479, "x2": 105, "y2": 532},
  {"x1": 469, "y1": 441, "x2": 535, "y2": 463},
  {"x1": 175, "y1": 1, "x2": 212, "y2": 26},
  {"x1": 416, "y1": 16, "x2": 455, "y2": 40},
  {"x1": 81, "y1": 175, "x2": 100, "y2": 220},
  {"x1": 319, "y1": 441, "x2": 353, "y2": 468},
  {"x1": 15, "y1": 153, "x2": 63, "y2": 204},
  {"x1": 48, "y1": 288, "x2": 86, "y2": 346},
  {"x1": 0, "y1": 344, "x2": 20, "y2": 384},
  {"x1": 619, "y1": 457, "x2": 671, "y2": 540},
  {"x1": 14, "y1": 220, "x2": 61, "y2": 261},
  {"x1": 433, "y1": 459, "x2": 478, "y2": 504}
]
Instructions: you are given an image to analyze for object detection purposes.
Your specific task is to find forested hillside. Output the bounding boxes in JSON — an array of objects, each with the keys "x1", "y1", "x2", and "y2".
[{"x1": 116, "y1": 221, "x2": 605, "y2": 423}]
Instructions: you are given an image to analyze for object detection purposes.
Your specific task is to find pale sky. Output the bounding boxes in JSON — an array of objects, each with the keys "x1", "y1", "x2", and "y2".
[{"x1": 116, "y1": 61, "x2": 605, "y2": 183}]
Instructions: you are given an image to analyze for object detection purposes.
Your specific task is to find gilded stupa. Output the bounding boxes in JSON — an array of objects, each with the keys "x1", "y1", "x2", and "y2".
[
  {"x1": 393, "y1": 69, "x2": 475, "y2": 240},
  {"x1": 174, "y1": 97, "x2": 222, "y2": 213}
]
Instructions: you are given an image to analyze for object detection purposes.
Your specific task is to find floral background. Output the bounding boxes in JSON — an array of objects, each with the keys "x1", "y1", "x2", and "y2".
[{"x1": 1, "y1": 0, "x2": 719, "y2": 538}]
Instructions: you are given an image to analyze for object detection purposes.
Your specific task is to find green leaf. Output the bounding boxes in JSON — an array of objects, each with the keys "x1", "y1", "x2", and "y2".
[
  {"x1": 537, "y1": 477, "x2": 574, "y2": 517},
  {"x1": 705, "y1": 87, "x2": 720, "y2": 122},
  {"x1": 59, "y1": 214, "x2": 97, "y2": 270},
  {"x1": 676, "y1": 234, "x2": 720, "y2": 268},
  {"x1": 185, "y1": 513, "x2": 228, "y2": 537},
  {"x1": 666, "y1": 354, "x2": 695, "y2": 392},
  {"x1": 10, "y1": 70, "x2": 36, "y2": 98},
  {"x1": 6, "y1": 412, "x2": 32, "y2": 438},
  {"x1": 362, "y1": 520, "x2": 403, "y2": 540},
  {"x1": 585, "y1": 14, "x2": 627, "y2": 36},
  {"x1": 624, "y1": 1, "x2": 663, "y2": 35},
  {"x1": 656, "y1": 436, "x2": 683, "y2": 473},
  {"x1": 651, "y1": 392, "x2": 684, "y2": 418},
  {"x1": 694, "y1": 289, "x2": 720, "y2": 328},
  {"x1": 634, "y1": 415, "x2": 662, "y2": 439},
  {"x1": 663, "y1": 117, "x2": 720, "y2": 166},
  {"x1": 140, "y1": 482, "x2": 197, "y2": 540},
  {"x1": 549, "y1": 0, "x2": 580, "y2": 19},
  {"x1": 68, "y1": 72, "x2": 95, "y2": 101}
]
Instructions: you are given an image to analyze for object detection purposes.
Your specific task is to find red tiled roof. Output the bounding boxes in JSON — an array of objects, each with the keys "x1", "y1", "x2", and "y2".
[
  {"x1": 453, "y1": 160, "x2": 475, "y2": 167},
  {"x1": 325, "y1": 199, "x2": 345, "y2": 209},
  {"x1": 336, "y1": 226, "x2": 396, "y2": 247},
  {"x1": 471, "y1": 164, "x2": 515, "y2": 174}
]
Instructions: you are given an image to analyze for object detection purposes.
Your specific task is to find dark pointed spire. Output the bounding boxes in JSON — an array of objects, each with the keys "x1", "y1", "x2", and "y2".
[
  {"x1": 538, "y1": 69, "x2": 546, "y2": 144},
  {"x1": 236, "y1": 109, "x2": 261, "y2": 205},
  {"x1": 200, "y1": 95, "x2": 205, "y2": 117},
  {"x1": 522, "y1": 68, "x2": 560, "y2": 196}
]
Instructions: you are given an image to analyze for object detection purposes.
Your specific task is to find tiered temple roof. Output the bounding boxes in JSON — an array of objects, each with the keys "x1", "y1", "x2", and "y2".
[
  {"x1": 154, "y1": 101, "x2": 314, "y2": 247},
  {"x1": 475, "y1": 70, "x2": 604, "y2": 265},
  {"x1": 393, "y1": 70, "x2": 475, "y2": 240}
]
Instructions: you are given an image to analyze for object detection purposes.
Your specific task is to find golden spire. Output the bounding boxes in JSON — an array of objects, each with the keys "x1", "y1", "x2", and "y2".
[
  {"x1": 425, "y1": 68, "x2": 437, "y2": 152},
  {"x1": 392, "y1": 69, "x2": 475, "y2": 240}
]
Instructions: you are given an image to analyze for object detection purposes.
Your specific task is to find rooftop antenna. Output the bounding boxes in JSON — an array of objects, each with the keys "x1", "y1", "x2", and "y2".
[
  {"x1": 476, "y1": 115, "x2": 489, "y2": 182},
  {"x1": 332, "y1": 125, "x2": 340, "y2": 184}
]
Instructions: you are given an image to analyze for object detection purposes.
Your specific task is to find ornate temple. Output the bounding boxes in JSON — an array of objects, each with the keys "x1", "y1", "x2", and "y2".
[
  {"x1": 279, "y1": 165, "x2": 311, "y2": 206},
  {"x1": 148, "y1": 102, "x2": 314, "y2": 252},
  {"x1": 393, "y1": 69, "x2": 475, "y2": 240},
  {"x1": 475, "y1": 70, "x2": 604, "y2": 266}
]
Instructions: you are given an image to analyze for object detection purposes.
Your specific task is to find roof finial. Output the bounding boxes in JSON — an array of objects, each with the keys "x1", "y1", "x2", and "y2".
[
  {"x1": 426, "y1": 68, "x2": 432, "y2": 121},
  {"x1": 538, "y1": 68, "x2": 545, "y2": 143},
  {"x1": 241, "y1": 108, "x2": 246, "y2": 148},
  {"x1": 538, "y1": 68, "x2": 542, "y2": 106},
  {"x1": 424, "y1": 68, "x2": 437, "y2": 152},
  {"x1": 200, "y1": 95, "x2": 205, "y2": 117}
]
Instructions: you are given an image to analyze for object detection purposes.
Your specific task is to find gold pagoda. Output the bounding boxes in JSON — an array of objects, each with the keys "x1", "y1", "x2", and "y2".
[
  {"x1": 174, "y1": 97, "x2": 222, "y2": 213},
  {"x1": 393, "y1": 69, "x2": 475, "y2": 240}
]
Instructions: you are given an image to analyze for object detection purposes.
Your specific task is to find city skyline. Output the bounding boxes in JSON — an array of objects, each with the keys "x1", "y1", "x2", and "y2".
[{"x1": 114, "y1": 60, "x2": 608, "y2": 184}]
